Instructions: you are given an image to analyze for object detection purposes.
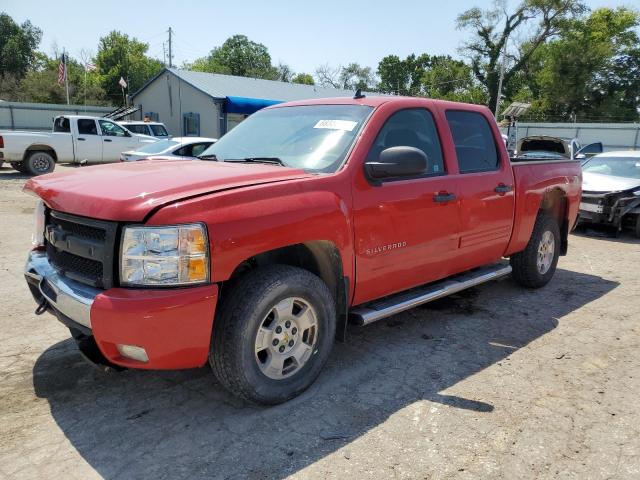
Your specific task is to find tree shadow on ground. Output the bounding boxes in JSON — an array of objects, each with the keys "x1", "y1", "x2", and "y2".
[{"x1": 33, "y1": 268, "x2": 618, "y2": 479}]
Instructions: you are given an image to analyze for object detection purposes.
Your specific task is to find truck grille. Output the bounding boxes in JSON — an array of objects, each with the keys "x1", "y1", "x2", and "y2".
[{"x1": 44, "y1": 210, "x2": 118, "y2": 289}]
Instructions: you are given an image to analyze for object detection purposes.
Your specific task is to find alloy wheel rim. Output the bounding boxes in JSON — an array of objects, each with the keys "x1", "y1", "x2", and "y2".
[
  {"x1": 254, "y1": 297, "x2": 318, "y2": 380},
  {"x1": 31, "y1": 153, "x2": 51, "y2": 173},
  {"x1": 536, "y1": 230, "x2": 555, "y2": 275}
]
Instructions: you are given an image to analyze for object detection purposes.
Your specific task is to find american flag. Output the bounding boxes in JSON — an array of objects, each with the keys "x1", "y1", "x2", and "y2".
[
  {"x1": 57, "y1": 54, "x2": 67, "y2": 86},
  {"x1": 84, "y1": 62, "x2": 97, "y2": 72}
]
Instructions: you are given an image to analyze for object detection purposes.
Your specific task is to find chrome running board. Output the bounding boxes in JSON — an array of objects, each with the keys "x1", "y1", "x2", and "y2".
[{"x1": 350, "y1": 262, "x2": 512, "y2": 326}]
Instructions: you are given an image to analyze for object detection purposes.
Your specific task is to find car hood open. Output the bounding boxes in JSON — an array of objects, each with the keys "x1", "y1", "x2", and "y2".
[
  {"x1": 582, "y1": 172, "x2": 640, "y2": 194},
  {"x1": 24, "y1": 160, "x2": 311, "y2": 221}
]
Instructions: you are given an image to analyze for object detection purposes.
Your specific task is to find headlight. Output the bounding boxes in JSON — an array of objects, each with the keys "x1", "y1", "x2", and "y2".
[
  {"x1": 32, "y1": 200, "x2": 45, "y2": 248},
  {"x1": 120, "y1": 223, "x2": 209, "y2": 286}
]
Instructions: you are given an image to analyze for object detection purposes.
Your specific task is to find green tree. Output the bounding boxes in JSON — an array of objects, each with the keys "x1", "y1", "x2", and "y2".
[
  {"x1": 315, "y1": 63, "x2": 376, "y2": 90},
  {"x1": 12, "y1": 53, "x2": 108, "y2": 105},
  {"x1": 189, "y1": 35, "x2": 277, "y2": 79},
  {"x1": 377, "y1": 54, "x2": 430, "y2": 95},
  {"x1": 96, "y1": 31, "x2": 162, "y2": 104},
  {"x1": 292, "y1": 73, "x2": 314, "y2": 85},
  {"x1": 421, "y1": 55, "x2": 487, "y2": 104},
  {"x1": 522, "y1": 7, "x2": 640, "y2": 121},
  {"x1": 339, "y1": 63, "x2": 375, "y2": 90},
  {"x1": 456, "y1": 0, "x2": 587, "y2": 113},
  {"x1": 0, "y1": 13, "x2": 42, "y2": 80}
]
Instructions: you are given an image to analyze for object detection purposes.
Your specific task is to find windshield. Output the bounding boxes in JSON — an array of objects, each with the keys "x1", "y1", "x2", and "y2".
[
  {"x1": 136, "y1": 139, "x2": 179, "y2": 154},
  {"x1": 583, "y1": 156, "x2": 640, "y2": 179},
  {"x1": 150, "y1": 124, "x2": 168, "y2": 137},
  {"x1": 199, "y1": 104, "x2": 373, "y2": 173}
]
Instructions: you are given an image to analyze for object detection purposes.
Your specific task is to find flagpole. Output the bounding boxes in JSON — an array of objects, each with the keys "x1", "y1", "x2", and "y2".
[{"x1": 64, "y1": 49, "x2": 70, "y2": 105}]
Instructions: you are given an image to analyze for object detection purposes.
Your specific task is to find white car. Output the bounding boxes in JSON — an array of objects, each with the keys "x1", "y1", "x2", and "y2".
[
  {"x1": 120, "y1": 137, "x2": 217, "y2": 162},
  {"x1": 0, "y1": 115, "x2": 157, "y2": 175},
  {"x1": 118, "y1": 121, "x2": 169, "y2": 138}
]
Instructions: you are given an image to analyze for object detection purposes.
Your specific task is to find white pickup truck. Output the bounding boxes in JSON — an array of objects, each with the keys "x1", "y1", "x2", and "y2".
[{"x1": 0, "y1": 115, "x2": 157, "y2": 175}]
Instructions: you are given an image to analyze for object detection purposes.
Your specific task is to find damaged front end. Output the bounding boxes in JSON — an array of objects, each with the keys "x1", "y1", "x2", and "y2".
[{"x1": 579, "y1": 188, "x2": 640, "y2": 233}]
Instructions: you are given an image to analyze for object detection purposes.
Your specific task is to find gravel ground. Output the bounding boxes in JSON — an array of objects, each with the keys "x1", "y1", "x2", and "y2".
[{"x1": 0, "y1": 163, "x2": 639, "y2": 480}]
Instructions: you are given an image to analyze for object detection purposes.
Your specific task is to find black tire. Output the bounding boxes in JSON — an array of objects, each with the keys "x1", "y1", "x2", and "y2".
[
  {"x1": 634, "y1": 214, "x2": 640, "y2": 239},
  {"x1": 210, "y1": 265, "x2": 336, "y2": 405},
  {"x1": 510, "y1": 214, "x2": 561, "y2": 288},
  {"x1": 25, "y1": 151, "x2": 55, "y2": 176}
]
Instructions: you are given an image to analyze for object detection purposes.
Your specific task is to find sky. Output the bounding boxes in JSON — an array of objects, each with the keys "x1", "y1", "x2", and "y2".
[{"x1": 2, "y1": 0, "x2": 636, "y2": 75}]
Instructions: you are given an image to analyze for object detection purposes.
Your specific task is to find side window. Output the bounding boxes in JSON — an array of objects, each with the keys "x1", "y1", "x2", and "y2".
[
  {"x1": 366, "y1": 108, "x2": 445, "y2": 175},
  {"x1": 445, "y1": 110, "x2": 499, "y2": 173},
  {"x1": 98, "y1": 120, "x2": 128, "y2": 137},
  {"x1": 173, "y1": 145, "x2": 192, "y2": 157},
  {"x1": 191, "y1": 143, "x2": 210, "y2": 157},
  {"x1": 53, "y1": 117, "x2": 70, "y2": 133},
  {"x1": 182, "y1": 112, "x2": 200, "y2": 137},
  {"x1": 77, "y1": 119, "x2": 98, "y2": 135}
]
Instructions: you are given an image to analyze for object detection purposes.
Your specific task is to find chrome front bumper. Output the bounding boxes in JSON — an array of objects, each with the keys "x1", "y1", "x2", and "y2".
[{"x1": 24, "y1": 250, "x2": 100, "y2": 329}]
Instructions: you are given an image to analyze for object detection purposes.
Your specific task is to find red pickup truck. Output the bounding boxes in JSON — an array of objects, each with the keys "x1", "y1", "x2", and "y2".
[{"x1": 24, "y1": 96, "x2": 581, "y2": 404}]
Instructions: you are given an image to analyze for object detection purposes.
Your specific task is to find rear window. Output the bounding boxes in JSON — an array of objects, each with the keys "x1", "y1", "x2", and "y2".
[
  {"x1": 445, "y1": 110, "x2": 499, "y2": 173},
  {"x1": 125, "y1": 124, "x2": 148, "y2": 135},
  {"x1": 150, "y1": 124, "x2": 168, "y2": 137}
]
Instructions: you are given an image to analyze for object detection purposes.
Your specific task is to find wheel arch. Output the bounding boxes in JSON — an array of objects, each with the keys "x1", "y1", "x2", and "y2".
[
  {"x1": 24, "y1": 145, "x2": 58, "y2": 162},
  {"x1": 221, "y1": 241, "x2": 349, "y2": 340},
  {"x1": 538, "y1": 188, "x2": 568, "y2": 255}
]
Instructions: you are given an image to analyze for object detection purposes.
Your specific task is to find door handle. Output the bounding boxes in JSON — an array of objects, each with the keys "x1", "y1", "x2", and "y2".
[
  {"x1": 77, "y1": 137, "x2": 86, "y2": 141},
  {"x1": 494, "y1": 184, "x2": 513, "y2": 194},
  {"x1": 103, "y1": 139, "x2": 112, "y2": 142},
  {"x1": 433, "y1": 192, "x2": 457, "y2": 203}
]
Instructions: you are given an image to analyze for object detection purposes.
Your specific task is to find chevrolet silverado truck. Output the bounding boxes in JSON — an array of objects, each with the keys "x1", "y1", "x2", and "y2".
[
  {"x1": 0, "y1": 115, "x2": 156, "y2": 175},
  {"x1": 23, "y1": 96, "x2": 582, "y2": 404}
]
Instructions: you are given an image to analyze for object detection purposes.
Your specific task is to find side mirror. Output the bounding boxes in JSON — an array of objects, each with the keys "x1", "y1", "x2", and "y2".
[
  {"x1": 365, "y1": 146, "x2": 428, "y2": 180},
  {"x1": 124, "y1": 130, "x2": 132, "y2": 137},
  {"x1": 574, "y1": 142, "x2": 603, "y2": 159}
]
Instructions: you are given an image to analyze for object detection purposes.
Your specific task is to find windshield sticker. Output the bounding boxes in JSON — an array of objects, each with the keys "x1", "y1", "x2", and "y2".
[{"x1": 313, "y1": 120, "x2": 358, "y2": 131}]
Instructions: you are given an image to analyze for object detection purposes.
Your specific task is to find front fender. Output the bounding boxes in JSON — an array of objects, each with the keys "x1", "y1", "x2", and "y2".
[{"x1": 146, "y1": 175, "x2": 354, "y2": 284}]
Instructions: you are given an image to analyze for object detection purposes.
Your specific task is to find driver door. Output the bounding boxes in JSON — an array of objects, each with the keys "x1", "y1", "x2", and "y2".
[
  {"x1": 98, "y1": 120, "x2": 137, "y2": 162},
  {"x1": 352, "y1": 108, "x2": 461, "y2": 304}
]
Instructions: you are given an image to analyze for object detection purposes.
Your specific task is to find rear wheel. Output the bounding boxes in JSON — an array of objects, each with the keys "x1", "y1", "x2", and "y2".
[
  {"x1": 510, "y1": 214, "x2": 560, "y2": 288},
  {"x1": 25, "y1": 151, "x2": 55, "y2": 176},
  {"x1": 210, "y1": 265, "x2": 336, "y2": 405},
  {"x1": 634, "y1": 214, "x2": 640, "y2": 239}
]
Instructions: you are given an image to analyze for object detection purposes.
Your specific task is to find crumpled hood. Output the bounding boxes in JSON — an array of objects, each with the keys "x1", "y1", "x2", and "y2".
[
  {"x1": 24, "y1": 160, "x2": 311, "y2": 221},
  {"x1": 582, "y1": 172, "x2": 640, "y2": 194}
]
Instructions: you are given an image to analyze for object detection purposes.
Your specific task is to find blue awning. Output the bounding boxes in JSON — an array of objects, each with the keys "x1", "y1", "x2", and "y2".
[{"x1": 225, "y1": 96, "x2": 283, "y2": 115}]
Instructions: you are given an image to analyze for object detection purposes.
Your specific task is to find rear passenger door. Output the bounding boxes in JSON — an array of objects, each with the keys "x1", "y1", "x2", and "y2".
[{"x1": 444, "y1": 110, "x2": 515, "y2": 270}]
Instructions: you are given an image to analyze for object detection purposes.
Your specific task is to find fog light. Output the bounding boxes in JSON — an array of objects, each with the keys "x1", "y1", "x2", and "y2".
[{"x1": 116, "y1": 344, "x2": 149, "y2": 362}]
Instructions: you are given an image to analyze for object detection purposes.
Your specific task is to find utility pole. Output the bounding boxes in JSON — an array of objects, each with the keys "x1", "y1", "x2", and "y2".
[
  {"x1": 168, "y1": 27, "x2": 173, "y2": 68},
  {"x1": 494, "y1": 36, "x2": 508, "y2": 118}
]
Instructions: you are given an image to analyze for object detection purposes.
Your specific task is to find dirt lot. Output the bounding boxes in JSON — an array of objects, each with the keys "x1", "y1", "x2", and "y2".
[{"x1": 0, "y1": 163, "x2": 639, "y2": 480}]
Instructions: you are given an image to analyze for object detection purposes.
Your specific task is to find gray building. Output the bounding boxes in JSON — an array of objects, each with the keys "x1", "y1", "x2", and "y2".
[{"x1": 130, "y1": 68, "x2": 369, "y2": 138}]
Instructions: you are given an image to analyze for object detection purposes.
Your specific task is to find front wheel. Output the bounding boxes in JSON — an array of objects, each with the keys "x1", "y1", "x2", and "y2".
[
  {"x1": 510, "y1": 214, "x2": 560, "y2": 288},
  {"x1": 210, "y1": 265, "x2": 336, "y2": 405}
]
